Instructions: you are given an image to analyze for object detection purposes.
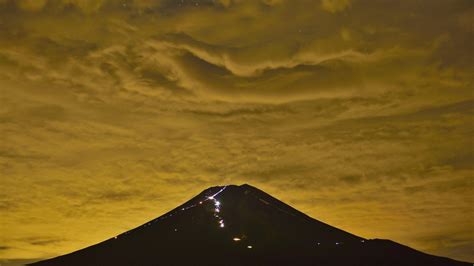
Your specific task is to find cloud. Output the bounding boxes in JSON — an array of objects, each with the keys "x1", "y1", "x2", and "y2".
[
  {"x1": 16, "y1": 0, "x2": 48, "y2": 11},
  {"x1": 150, "y1": 32, "x2": 370, "y2": 77},
  {"x1": 321, "y1": 0, "x2": 351, "y2": 13},
  {"x1": 29, "y1": 238, "x2": 64, "y2": 246},
  {"x1": 0, "y1": 258, "x2": 42, "y2": 266},
  {"x1": 6, "y1": 0, "x2": 107, "y2": 13},
  {"x1": 0, "y1": 0, "x2": 472, "y2": 263}
]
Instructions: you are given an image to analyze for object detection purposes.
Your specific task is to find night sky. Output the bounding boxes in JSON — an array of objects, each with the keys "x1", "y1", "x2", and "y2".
[{"x1": 0, "y1": 0, "x2": 473, "y2": 264}]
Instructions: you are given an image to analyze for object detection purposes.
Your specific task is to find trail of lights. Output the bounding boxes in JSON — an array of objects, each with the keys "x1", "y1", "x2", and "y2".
[
  {"x1": 208, "y1": 186, "x2": 227, "y2": 228},
  {"x1": 149, "y1": 186, "x2": 229, "y2": 229},
  {"x1": 208, "y1": 185, "x2": 227, "y2": 199},
  {"x1": 113, "y1": 186, "x2": 231, "y2": 239}
]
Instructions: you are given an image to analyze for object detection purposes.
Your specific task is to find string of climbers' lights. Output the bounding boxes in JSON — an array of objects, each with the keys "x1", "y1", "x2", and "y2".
[
  {"x1": 207, "y1": 186, "x2": 227, "y2": 228},
  {"x1": 117, "y1": 186, "x2": 228, "y2": 238}
]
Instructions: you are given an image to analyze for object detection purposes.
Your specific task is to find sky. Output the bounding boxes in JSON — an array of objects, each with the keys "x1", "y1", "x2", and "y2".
[{"x1": 0, "y1": 0, "x2": 473, "y2": 264}]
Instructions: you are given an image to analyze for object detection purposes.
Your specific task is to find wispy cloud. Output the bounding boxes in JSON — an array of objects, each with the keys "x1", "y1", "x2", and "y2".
[{"x1": 0, "y1": 0, "x2": 472, "y2": 262}]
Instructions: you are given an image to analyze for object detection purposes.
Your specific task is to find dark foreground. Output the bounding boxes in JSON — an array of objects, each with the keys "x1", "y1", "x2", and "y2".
[{"x1": 31, "y1": 184, "x2": 471, "y2": 266}]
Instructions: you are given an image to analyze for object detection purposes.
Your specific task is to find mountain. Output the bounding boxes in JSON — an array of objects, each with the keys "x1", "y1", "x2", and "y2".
[{"x1": 30, "y1": 184, "x2": 470, "y2": 266}]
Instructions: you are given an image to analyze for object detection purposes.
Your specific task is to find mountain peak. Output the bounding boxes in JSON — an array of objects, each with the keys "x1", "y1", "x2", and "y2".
[{"x1": 199, "y1": 183, "x2": 258, "y2": 195}]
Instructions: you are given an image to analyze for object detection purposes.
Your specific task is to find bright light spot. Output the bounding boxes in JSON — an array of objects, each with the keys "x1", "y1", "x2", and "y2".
[
  {"x1": 335, "y1": 242, "x2": 339, "y2": 245},
  {"x1": 361, "y1": 240, "x2": 365, "y2": 243},
  {"x1": 206, "y1": 186, "x2": 228, "y2": 229},
  {"x1": 233, "y1": 237, "x2": 241, "y2": 241},
  {"x1": 317, "y1": 242, "x2": 320, "y2": 245},
  {"x1": 199, "y1": 201, "x2": 203, "y2": 204},
  {"x1": 247, "y1": 245, "x2": 252, "y2": 249},
  {"x1": 174, "y1": 228, "x2": 178, "y2": 232},
  {"x1": 114, "y1": 236, "x2": 117, "y2": 239}
]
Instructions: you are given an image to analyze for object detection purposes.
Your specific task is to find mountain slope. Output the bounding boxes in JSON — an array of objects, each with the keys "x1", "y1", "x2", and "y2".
[{"x1": 30, "y1": 184, "x2": 471, "y2": 266}]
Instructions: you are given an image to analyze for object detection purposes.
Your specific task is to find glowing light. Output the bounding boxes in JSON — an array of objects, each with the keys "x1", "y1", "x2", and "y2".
[
  {"x1": 361, "y1": 240, "x2": 365, "y2": 243},
  {"x1": 174, "y1": 228, "x2": 178, "y2": 232},
  {"x1": 209, "y1": 186, "x2": 227, "y2": 199},
  {"x1": 336, "y1": 242, "x2": 339, "y2": 245},
  {"x1": 206, "y1": 186, "x2": 228, "y2": 229},
  {"x1": 233, "y1": 237, "x2": 241, "y2": 241},
  {"x1": 247, "y1": 245, "x2": 252, "y2": 249},
  {"x1": 199, "y1": 201, "x2": 203, "y2": 204}
]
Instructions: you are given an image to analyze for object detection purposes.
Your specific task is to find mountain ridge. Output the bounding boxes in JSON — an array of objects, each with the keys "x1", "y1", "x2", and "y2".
[{"x1": 30, "y1": 184, "x2": 471, "y2": 266}]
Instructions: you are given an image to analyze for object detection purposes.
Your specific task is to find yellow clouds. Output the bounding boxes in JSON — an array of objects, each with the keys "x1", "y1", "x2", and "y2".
[
  {"x1": 0, "y1": 0, "x2": 473, "y2": 264},
  {"x1": 63, "y1": 0, "x2": 105, "y2": 13},
  {"x1": 17, "y1": 0, "x2": 48, "y2": 12},
  {"x1": 11, "y1": 0, "x2": 107, "y2": 13},
  {"x1": 321, "y1": 0, "x2": 351, "y2": 13}
]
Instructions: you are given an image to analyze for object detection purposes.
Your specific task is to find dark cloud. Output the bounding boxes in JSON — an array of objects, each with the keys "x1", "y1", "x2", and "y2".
[{"x1": 29, "y1": 238, "x2": 64, "y2": 246}]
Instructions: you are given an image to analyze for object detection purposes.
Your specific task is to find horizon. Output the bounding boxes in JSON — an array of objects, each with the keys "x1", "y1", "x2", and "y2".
[{"x1": 1, "y1": 0, "x2": 473, "y2": 265}]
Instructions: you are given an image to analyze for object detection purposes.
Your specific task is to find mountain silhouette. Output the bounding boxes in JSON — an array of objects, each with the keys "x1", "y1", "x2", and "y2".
[{"x1": 30, "y1": 184, "x2": 470, "y2": 266}]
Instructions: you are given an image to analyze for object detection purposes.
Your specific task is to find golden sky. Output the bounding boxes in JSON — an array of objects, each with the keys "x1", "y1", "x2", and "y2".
[{"x1": 0, "y1": 0, "x2": 473, "y2": 264}]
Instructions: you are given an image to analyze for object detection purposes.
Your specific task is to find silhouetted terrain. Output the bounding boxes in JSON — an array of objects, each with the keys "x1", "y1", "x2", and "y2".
[{"x1": 31, "y1": 184, "x2": 471, "y2": 266}]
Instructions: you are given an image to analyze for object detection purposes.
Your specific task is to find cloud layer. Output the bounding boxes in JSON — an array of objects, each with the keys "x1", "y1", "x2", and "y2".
[{"x1": 0, "y1": 0, "x2": 473, "y2": 263}]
